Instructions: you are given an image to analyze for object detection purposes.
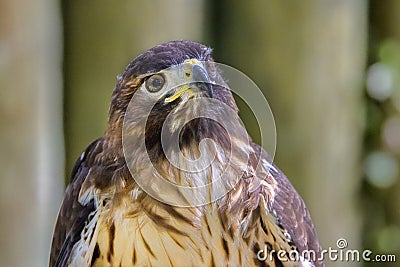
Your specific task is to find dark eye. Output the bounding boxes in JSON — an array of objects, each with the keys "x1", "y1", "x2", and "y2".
[{"x1": 145, "y1": 74, "x2": 165, "y2": 92}]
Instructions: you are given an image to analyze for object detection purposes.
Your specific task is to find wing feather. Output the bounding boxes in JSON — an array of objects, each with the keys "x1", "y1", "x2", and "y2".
[
  {"x1": 251, "y1": 143, "x2": 324, "y2": 267},
  {"x1": 49, "y1": 139, "x2": 101, "y2": 267}
]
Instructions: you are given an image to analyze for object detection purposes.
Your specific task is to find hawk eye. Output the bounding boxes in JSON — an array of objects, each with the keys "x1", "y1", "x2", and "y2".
[{"x1": 145, "y1": 74, "x2": 165, "y2": 92}]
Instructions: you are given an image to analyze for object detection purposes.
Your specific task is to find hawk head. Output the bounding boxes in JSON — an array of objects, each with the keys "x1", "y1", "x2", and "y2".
[
  {"x1": 107, "y1": 40, "x2": 240, "y2": 162},
  {"x1": 102, "y1": 40, "x2": 253, "y2": 206}
]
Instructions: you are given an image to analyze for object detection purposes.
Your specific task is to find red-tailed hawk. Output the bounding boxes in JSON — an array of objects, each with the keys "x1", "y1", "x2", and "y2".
[{"x1": 50, "y1": 40, "x2": 323, "y2": 267}]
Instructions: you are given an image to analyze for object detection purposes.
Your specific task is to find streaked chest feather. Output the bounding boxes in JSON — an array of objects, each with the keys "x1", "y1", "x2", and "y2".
[
  {"x1": 70, "y1": 144, "x2": 306, "y2": 266},
  {"x1": 81, "y1": 200, "x2": 305, "y2": 267},
  {"x1": 91, "y1": 204, "x2": 245, "y2": 267}
]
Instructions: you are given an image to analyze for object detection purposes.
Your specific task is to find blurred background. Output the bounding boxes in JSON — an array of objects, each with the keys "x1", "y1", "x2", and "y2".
[{"x1": 1, "y1": 0, "x2": 399, "y2": 266}]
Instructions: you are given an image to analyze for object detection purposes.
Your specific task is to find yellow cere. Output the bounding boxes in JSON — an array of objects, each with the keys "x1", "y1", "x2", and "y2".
[
  {"x1": 164, "y1": 58, "x2": 203, "y2": 103},
  {"x1": 183, "y1": 58, "x2": 204, "y2": 67}
]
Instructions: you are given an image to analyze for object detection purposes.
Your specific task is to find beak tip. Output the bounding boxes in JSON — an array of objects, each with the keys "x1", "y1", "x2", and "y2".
[
  {"x1": 192, "y1": 64, "x2": 210, "y2": 84},
  {"x1": 191, "y1": 64, "x2": 213, "y2": 98},
  {"x1": 164, "y1": 61, "x2": 213, "y2": 103}
]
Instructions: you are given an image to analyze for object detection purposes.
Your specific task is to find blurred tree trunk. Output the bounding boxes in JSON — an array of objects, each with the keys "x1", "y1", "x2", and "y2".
[
  {"x1": 0, "y1": 0, "x2": 63, "y2": 266},
  {"x1": 213, "y1": 1, "x2": 367, "y2": 265},
  {"x1": 64, "y1": 0, "x2": 206, "y2": 177}
]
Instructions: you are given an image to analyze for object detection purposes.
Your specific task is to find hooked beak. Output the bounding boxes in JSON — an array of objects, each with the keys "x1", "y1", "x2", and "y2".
[{"x1": 165, "y1": 59, "x2": 212, "y2": 103}]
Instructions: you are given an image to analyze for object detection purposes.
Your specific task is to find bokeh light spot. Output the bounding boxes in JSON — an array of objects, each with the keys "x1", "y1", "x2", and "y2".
[
  {"x1": 366, "y1": 63, "x2": 394, "y2": 101},
  {"x1": 363, "y1": 151, "x2": 398, "y2": 188}
]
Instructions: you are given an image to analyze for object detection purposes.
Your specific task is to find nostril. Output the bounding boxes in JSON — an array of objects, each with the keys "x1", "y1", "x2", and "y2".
[{"x1": 185, "y1": 72, "x2": 191, "y2": 77}]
